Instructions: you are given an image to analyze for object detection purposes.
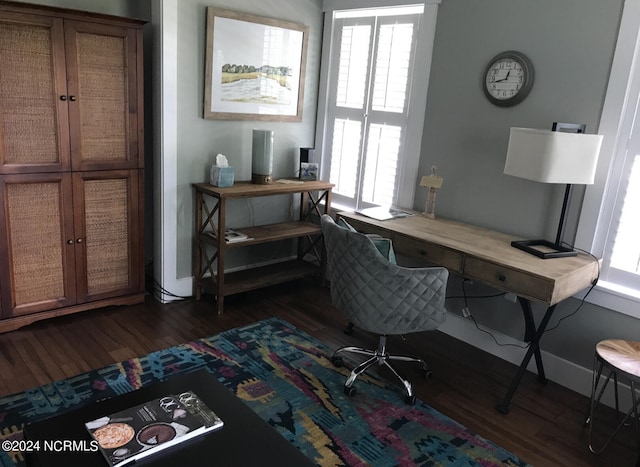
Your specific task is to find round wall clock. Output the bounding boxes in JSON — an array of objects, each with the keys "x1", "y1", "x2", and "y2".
[{"x1": 483, "y1": 51, "x2": 534, "y2": 107}]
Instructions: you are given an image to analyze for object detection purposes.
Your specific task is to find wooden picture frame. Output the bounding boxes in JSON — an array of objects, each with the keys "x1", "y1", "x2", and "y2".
[{"x1": 204, "y1": 8, "x2": 308, "y2": 121}]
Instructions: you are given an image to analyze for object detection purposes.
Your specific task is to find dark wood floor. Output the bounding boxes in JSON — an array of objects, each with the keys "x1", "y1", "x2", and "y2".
[{"x1": 0, "y1": 279, "x2": 637, "y2": 466}]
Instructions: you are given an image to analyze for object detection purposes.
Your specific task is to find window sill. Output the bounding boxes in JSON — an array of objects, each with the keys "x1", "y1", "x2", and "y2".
[
  {"x1": 577, "y1": 280, "x2": 640, "y2": 319},
  {"x1": 328, "y1": 201, "x2": 353, "y2": 216}
]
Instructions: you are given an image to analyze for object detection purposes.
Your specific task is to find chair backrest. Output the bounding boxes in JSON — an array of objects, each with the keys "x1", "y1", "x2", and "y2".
[{"x1": 321, "y1": 215, "x2": 448, "y2": 335}]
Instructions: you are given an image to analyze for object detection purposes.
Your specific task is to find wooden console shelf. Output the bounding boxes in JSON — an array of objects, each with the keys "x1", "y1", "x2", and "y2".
[{"x1": 193, "y1": 180, "x2": 333, "y2": 314}]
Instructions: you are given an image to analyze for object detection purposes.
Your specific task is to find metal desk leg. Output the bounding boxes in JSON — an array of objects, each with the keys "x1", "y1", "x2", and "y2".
[
  {"x1": 496, "y1": 302, "x2": 557, "y2": 414},
  {"x1": 519, "y1": 296, "x2": 548, "y2": 383}
]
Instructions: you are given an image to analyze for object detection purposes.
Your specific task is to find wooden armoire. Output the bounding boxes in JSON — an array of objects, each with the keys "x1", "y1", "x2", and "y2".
[{"x1": 0, "y1": 1, "x2": 145, "y2": 333}]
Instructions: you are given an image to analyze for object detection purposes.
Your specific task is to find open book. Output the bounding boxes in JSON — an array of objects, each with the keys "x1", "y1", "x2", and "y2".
[{"x1": 86, "y1": 391, "x2": 223, "y2": 467}]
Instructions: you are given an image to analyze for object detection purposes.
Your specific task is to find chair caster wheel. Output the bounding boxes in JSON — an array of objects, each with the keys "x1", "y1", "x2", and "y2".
[
  {"x1": 332, "y1": 356, "x2": 344, "y2": 367},
  {"x1": 405, "y1": 394, "x2": 417, "y2": 405},
  {"x1": 423, "y1": 369, "x2": 432, "y2": 379},
  {"x1": 344, "y1": 385, "x2": 357, "y2": 397}
]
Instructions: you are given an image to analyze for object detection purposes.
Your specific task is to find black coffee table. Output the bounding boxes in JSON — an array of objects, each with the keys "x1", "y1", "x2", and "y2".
[{"x1": 23, "y1": 369, "x2": 314, "y2": 466}]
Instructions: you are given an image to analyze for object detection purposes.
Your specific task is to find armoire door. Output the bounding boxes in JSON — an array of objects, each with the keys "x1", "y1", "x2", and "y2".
[
  {"x1": 72, "y1": 170, "x2": 143, "y2": 303},
  {"x1": 0, "y1": 11, "x2": 71, "y2": 174},
  {"x1": 0, "y1": 173, "x2": 77, "y2": 317},
  {"x1": 64, "y1": 21, "x2": 143, "y2": 172}
]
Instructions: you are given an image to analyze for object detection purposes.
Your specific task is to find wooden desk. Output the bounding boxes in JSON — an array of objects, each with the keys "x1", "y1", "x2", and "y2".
[{"x1": 337, "y1": 211, "x2": 600, "y2": 413}]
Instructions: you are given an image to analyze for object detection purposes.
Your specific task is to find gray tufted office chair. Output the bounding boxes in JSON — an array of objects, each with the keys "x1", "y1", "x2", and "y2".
[{"x1": 321, "y1": 215, "x2": 448, "y2": 404}]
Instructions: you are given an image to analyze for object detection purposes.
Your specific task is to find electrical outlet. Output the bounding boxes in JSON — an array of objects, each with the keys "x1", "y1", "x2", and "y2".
[{"x1": 462, "y1": 307, "x2": 471, "y2": 318}]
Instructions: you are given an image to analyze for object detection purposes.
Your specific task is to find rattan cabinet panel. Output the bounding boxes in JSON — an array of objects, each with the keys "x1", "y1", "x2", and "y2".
[
  {"x1": 65, "y1": 20, "x2": 142, "y2": 171},
  {"x1": 0, "y1": 171, "x2": 143, "y2": 320},
  {"x1": 73, "y1": 170, "x2": 143, "y2": 303},
  {"x1": 0, "y1": 12, "x2": 70, "y2": 174},
  {"x1": 0, "y1": 2, "x2": 145, "y2": 332},
  {"x1": 0, "y1": 173, "x2": 77, "y2": 316}
]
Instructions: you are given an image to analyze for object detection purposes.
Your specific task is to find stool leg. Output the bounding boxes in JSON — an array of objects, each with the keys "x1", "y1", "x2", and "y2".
[
  {"x1": 634, "y1": 381, "x2": 640, "y2": 456},
  {"x1": 632, "y1": 381, "x2": 638, "y2": 432},
  {"x1": 587, "y1": 356, "x2": 613, "y2": 454},
  {"x1": 589, "y1": 372, "x2": 640, "y2": 454},
  {"x1": 614, "y1": 372, "x2": 620, "y2": 414},
  {"x1": 586, "y1": 357, "x2": 605, "y2": 426}
]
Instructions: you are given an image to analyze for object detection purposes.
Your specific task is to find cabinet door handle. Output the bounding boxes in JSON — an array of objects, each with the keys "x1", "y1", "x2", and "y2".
[
  {"x1": 60, "y1": 95, "x2": 67, "y2": 101},
  {"x1": 498, "y1": 274, "x2": 506, "y2": 282},
  {"x1": 76, "y1": 238, "x2": 83, "y2": 243},
  {"x1": 69, "y1": 95, "x2": 76, "y2": 102},
  {"x1": 67, "y1": 239, "x2": 73, "y2": 244}
]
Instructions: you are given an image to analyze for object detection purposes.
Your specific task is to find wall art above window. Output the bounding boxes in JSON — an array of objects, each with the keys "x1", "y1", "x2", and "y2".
[{"x1": 204, "y1": 7, "x2": 308, "y2": 122}]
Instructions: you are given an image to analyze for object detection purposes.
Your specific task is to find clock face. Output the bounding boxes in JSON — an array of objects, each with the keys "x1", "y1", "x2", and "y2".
[{"x1": 483, "y1": 51, "x2": 534, "y2": 107}]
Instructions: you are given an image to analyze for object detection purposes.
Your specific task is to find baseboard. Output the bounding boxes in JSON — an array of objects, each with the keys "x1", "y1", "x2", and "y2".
[{"x1": 440, "y1": 312, "x2": 633, "y2": 412}]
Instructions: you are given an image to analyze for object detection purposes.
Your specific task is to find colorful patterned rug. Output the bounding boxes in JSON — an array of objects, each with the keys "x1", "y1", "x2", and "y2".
[{"x1": 0, "y1": 317, "x2": 529, "y2": 466}]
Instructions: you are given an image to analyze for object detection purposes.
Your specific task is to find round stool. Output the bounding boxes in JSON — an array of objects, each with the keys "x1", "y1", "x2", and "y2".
[{"x1": 585, "y1": 339, "x2": 640, "y2": 454}]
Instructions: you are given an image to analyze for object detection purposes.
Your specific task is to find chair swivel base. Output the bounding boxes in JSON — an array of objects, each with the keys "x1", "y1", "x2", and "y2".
[{"x1": 331, "y1": 335, "x2": 431, "y2": 405}]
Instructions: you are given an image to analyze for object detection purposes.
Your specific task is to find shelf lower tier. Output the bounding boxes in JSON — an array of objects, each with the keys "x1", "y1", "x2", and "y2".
[
  {"x1": 201, "y1": 259, "x2": 320, "y2": 298},
  {"x1": 199, "y1": 221, "x2": 321, "y2": 248}
]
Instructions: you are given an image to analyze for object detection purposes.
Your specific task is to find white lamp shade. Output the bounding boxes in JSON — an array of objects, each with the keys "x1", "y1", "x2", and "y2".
[{"x1": 504, "y1": 127, "x2": 603, "y2": 184}]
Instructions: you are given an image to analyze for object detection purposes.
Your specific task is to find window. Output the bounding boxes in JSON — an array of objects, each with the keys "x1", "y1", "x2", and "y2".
[
  {"x1": 576, "y1": 0, "x2": 640, "y2": 316},
  {"x1": 316, "y1": 2, "x2": 440, "y2": 211},
  {"x1": 606, "y1": 137, "x2": 640, "y2": 288}
]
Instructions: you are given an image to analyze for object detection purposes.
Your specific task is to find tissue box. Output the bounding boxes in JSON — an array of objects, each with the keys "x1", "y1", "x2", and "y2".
[{"x1": 210, "y1": 165, "x2": 234, "y2": 187}]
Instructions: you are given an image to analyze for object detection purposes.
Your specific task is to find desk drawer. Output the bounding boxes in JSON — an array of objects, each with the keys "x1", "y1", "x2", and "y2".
[
  {"x1": 393, "y1": 235, "x2": 464, "y2": 273},
  {"x1": 464, "y1": 257, "x2": 552, "y2": 303}
]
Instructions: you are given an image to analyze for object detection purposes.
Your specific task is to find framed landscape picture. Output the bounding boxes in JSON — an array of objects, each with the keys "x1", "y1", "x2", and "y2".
[{"x1": 204, "y1": 8, "x2": 309, "y2": 121}]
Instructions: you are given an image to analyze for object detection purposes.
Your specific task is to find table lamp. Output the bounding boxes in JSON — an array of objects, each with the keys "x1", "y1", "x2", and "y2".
[
  {"x1": 503, "y1": 122, "x2": 603, "y2": 259},
  {"x1": 252, "y1": 129, "x2": 274, "y2": 184}
]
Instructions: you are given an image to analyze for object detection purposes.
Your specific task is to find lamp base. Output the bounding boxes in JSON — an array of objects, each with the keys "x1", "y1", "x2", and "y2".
[
  {"x1": 510, "y1": 239, "x2": 578, "y2": 259},
  {"x1": 252, "y1": 174, "x2": 272, "y2": 184}
]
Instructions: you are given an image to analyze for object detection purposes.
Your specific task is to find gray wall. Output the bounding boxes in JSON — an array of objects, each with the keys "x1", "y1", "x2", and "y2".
[
  {"x1": 173, "y1": 0, "x2": 323, "y2": 278},
  {"x1": 416, "y1": 0, "x2": 640, "y2": 369},
  {"x1": 417, "y1": 0, "x2": 619, "y2": 239}
]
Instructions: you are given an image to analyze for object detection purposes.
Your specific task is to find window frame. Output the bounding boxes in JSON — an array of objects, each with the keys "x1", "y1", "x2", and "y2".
[
  {"x1": 316, "y1": 0, "x2": 440, "y2": 212},
  {"x1": 575, "y1": 0, "x2": 640, "y2": 317}
]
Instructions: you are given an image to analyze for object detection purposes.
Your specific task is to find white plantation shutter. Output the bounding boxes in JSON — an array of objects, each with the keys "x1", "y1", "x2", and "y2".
[
  {"x1": 372, "y1": 23, "x2": 413, "y2": 113},
  {"x1": 604, "y1": 132, "x2": 640, "y2": 289},
  {"x1": 321, "y1": 7, "x2": 422, "y2": 210},
  {"x1": 574, "y1": 0, "x2": 640, "y2": 315},
  {"x1": 330, "y1": 119, "x2": 362, "y2": 198},
  {"x1": 592, "y1": 38, "x2": 640, "y2": 296},
  {"x1": 363, "y1": 124, "x2": 401, "y2": 205},
  {"x1": 336, "y1": 24, "x2": 371, "y2": 109}
]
